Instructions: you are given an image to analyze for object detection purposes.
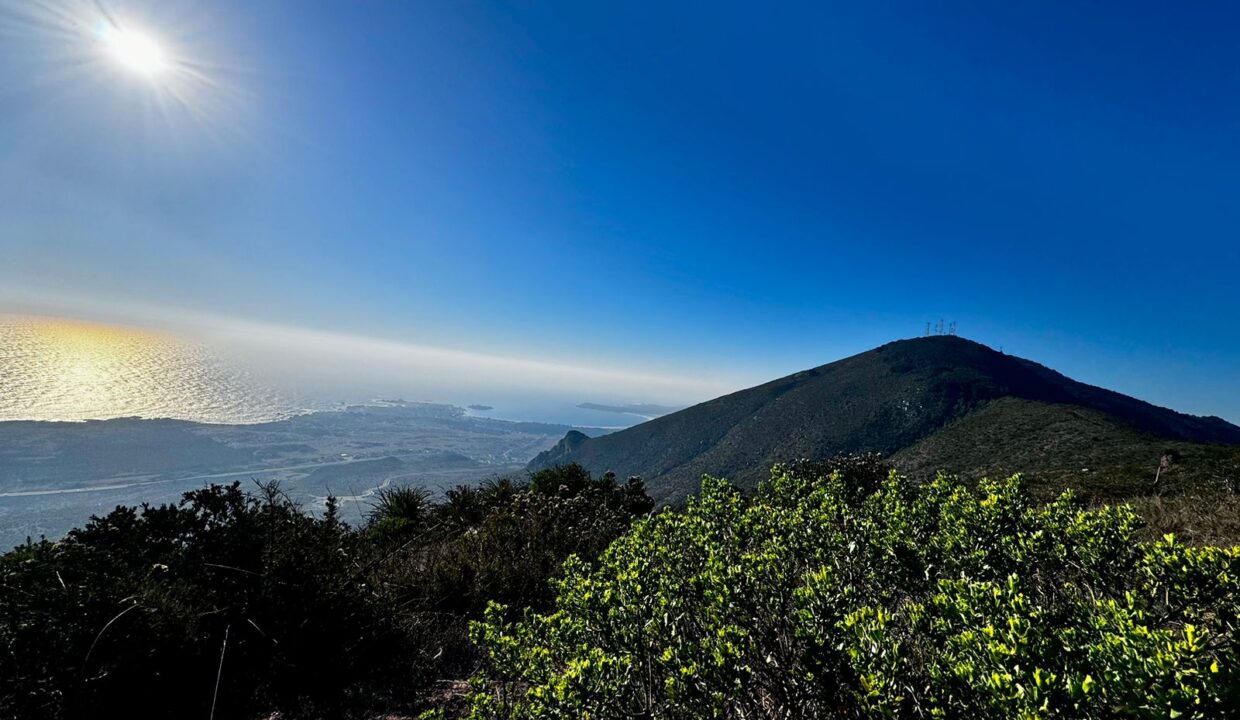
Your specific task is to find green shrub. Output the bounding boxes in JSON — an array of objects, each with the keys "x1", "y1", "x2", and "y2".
[
  {"x1": 468, "y1": 467, "x2": 1240, "y2": 719},
  {"x1": 0, "y1": 482, "x2": 415, "y2": 720},
  {"x1": 368, "y1": 485, "x2": 434, "y2": 540},
  {"x1": 392, "y1": 467, "x2": 655, "y2": 618},
  {"x1": 0, "y1": 465, "x2": 654, "y2": 720}
]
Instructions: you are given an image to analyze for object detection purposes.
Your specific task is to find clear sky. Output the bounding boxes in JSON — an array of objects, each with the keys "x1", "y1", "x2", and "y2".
[{"x1": 1, "y1": 1, "x2": 1238, "y2": 421}]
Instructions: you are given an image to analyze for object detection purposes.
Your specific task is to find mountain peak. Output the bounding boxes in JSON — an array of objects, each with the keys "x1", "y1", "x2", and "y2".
[{"x1": 530, "y1": 338, "x2": 1240, "y2": 502}]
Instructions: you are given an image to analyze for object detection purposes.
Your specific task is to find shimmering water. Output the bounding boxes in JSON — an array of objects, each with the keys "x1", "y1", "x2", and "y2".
[{"x1": 0, "y1": 315, "x2": 298, "y2": 423}]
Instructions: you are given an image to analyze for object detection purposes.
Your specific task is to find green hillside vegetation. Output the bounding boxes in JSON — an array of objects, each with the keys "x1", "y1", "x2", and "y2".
[
  {"x1": 530, "y1": 337, "x2": 1240, "y2": 503},
  {"x1": 469, "y1": 458, "x2": 1240, "y2": 719},
  {"x1": 893, "y1": 397, "x2": 1240, "y2": 498},
  {"x1": 891, "y1": 398, "x2": 1240, "y2": 545}
]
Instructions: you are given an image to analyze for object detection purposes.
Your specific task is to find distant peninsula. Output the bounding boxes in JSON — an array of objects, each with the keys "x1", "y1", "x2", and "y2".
[{"x1": 577, "y1": 402, "x2": 683, "y2": 418}]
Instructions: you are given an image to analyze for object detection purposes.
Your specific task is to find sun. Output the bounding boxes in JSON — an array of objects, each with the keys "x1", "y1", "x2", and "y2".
[{"x1": 100, "y1": 25, "x2": 169, "y2": 78}]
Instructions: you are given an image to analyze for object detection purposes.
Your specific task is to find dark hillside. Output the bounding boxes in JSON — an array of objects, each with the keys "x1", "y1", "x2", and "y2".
[
  {"x1": 879, "y1": 338, "x2": 1240, "y2": 444},
  {"x1": 531, "y1": 336, "x2": 1240, "y2": 501}
]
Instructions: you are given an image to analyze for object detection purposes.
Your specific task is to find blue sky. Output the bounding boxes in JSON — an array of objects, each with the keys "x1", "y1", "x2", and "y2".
[{"x1": 1, "y1": 1, "x2": 1238, "y2": 421}]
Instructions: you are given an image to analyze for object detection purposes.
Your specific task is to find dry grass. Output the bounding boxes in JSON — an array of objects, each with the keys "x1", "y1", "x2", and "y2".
[{"x1": 1118, "y1": 493, "x2": 1240, "y2": 546}]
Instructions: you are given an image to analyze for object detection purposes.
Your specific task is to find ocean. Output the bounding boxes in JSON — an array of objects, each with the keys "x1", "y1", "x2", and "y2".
[{"x1": 0, "y1": 314, "x2": 300, "y2": 424}]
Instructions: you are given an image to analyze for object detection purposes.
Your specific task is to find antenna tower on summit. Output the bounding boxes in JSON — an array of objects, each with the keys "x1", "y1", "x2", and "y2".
[{"x1": 924, "y1": 320, "x2": 958, "y2": 337}]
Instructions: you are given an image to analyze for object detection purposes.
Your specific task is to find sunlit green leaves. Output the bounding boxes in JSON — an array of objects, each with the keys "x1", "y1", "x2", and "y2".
[{"x1": 468, "y1": 462, "x2": 1240, "y2": 719}]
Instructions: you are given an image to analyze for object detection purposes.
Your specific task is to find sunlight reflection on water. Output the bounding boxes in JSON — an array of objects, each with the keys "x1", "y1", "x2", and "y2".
[{"x1": 0, "y1": 315, "x2": 298, "y2": 423}]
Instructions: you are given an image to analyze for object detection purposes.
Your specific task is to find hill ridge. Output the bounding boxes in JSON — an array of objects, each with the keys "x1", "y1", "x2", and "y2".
[{"x1": 530, "y1": 336, "x2": 1240, "y2": 501}]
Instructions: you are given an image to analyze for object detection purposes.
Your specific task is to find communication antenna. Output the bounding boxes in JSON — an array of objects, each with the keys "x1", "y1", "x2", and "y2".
[
  {"x1": 948, "y1": 321, "x2": 957, "y2": 336},
  {"x1": 924, "y1": 321, "x2": 931, "y2": 337}
]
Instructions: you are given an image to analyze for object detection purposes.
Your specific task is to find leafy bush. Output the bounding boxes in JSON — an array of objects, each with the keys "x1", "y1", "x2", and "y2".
[
  {"x1": 468, "y1": 466, "x2": 1240, "y2": 719},
  {"x1": 379, "y1": 465, "x2": 655, "y2": 619},
  {"x1": 0, "y1": 482, "x2": 415, "y2": 720},
  {"x1": 0, "y1": 464, "x2": 654, "y2": 720}
]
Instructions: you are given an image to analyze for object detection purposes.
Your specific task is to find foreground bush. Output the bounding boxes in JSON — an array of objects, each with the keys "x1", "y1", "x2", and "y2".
[
  {"x1": 0, "y1": 483, "x2": 412, "y2": 720},
  {"x1": 469, "y1": 465, "x2": 1240, "y2": 719},
  {"x1": 0, "y1": 464, "x2": 652, "y2": 720},
  {"x1": 370, "y1": 466, "x2": 654, "y2": 618}
]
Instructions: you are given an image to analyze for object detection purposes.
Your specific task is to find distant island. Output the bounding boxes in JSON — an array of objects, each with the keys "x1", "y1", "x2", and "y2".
[
  {"x1": 467, "y1": 404, "x2": 494, "y2": 411},
  {"x1": 577, "y1": 402, "x2": 683, "y2": 418}
]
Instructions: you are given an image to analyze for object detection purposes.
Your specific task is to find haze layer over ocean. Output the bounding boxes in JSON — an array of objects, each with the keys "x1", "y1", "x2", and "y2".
[{"x1": 0, "y1": 314, "x2": 723, "y2": 427}]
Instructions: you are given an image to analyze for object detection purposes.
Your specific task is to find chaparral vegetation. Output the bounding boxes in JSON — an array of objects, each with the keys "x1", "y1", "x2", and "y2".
[
  {"x1": 2, "y1": 457, "x2": 1238, "y2": 719},
  {"x1": 468, "y1": 457, "x2": 1240, "y2": 719},
  {"x1": 0, "y1": 464, "x2": 651, "y2": 720}
]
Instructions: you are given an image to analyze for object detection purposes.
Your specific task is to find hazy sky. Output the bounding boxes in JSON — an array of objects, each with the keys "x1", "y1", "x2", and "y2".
[{"x1": 1, "y1": 1, "x2": 1238, "y2": 421}]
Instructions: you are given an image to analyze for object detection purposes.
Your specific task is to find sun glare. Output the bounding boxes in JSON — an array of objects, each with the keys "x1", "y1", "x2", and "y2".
[{"x1": 100, "y1": 25, "x2": 169, "y2": 78}]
